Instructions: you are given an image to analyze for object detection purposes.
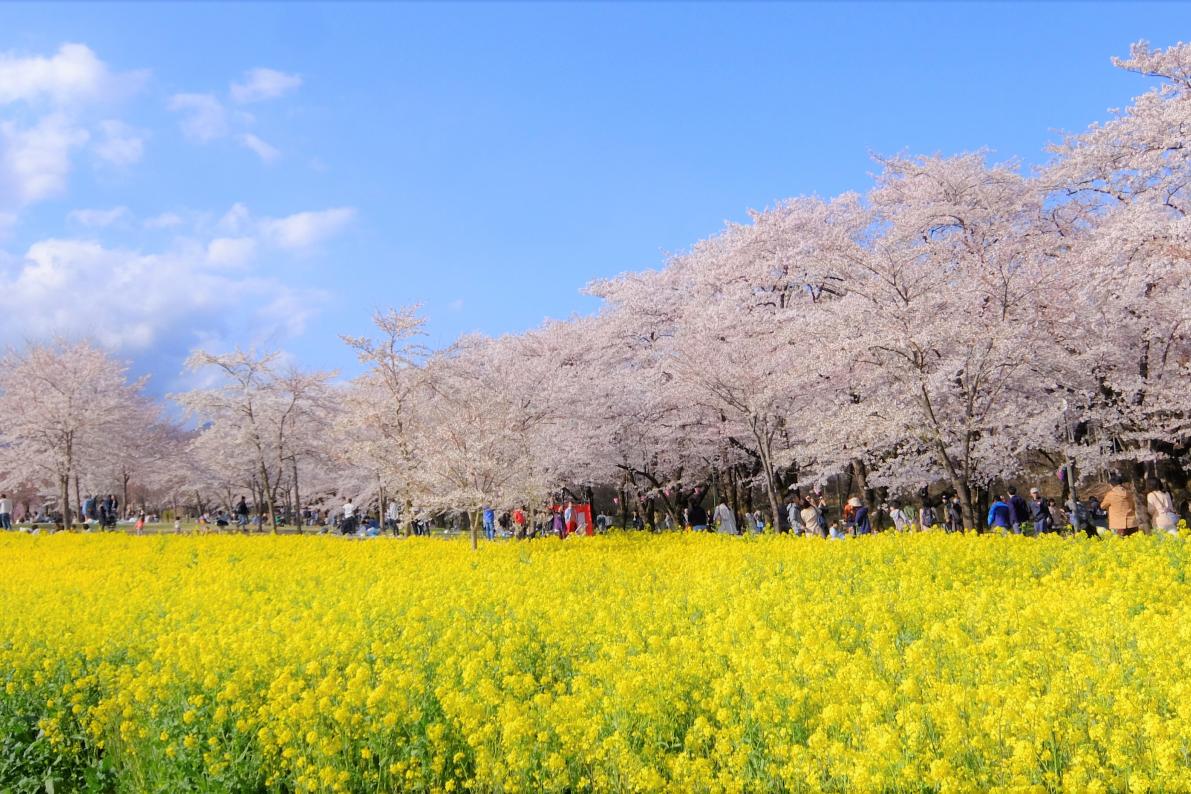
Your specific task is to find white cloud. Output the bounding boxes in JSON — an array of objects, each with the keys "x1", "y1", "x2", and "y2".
[
  {"x1": 206, "y1": 236, "x2": 257, "y2": 266},
  {"x1": 0, "y1": 44, "x2": 146, "y2": 224},
  {"x1": 0, "y1": 237, "x2": 323, "y2": 353},
  {"x1": 67, "y1": 206, "x2": 129, "y2": 227},
  {"x1": 93, "y1": 119, "x2": 144, "y2": 166},
  {"x1": 257, "y1": 287, "x2": 326, "y2": 337},
  {"x1": 230, "y1": 68, "x2": 302, "y2": 104},
  {"x1": 0, "y1": 43, "x2": 136, "y2": 106},
  {"x1": 168, "y1": 93, "x2": 227, "y2": 142},
  {"x1": 259, "y1": 207, "x2": 356, "y2": 251},
  {"x1": 0, "y1": 113, "x2": 89, "y2": 205},
  {"x1": 144, "y1": 212, "x2": 183, "y2": 229},
  {"x1": 217, "y1": 202, "x2": 252, "y2": 233},
  {"x1": 239, "y1": 132, "x2": 280, "y2": 163}
]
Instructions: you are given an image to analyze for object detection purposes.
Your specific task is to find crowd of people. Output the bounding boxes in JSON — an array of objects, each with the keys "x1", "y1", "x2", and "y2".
[
  {"x1": 3, "y1": 473, "x2": 1185, "y2": 541},
  {"x1": 653, "y1": 473, "x2": 1187, "y2": 539}
]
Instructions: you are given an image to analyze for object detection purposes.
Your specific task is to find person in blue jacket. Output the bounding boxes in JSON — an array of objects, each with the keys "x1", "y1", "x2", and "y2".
[
  {"x1": 987, "y1": 494, "x2": 1013, "y2": 532},
  {"x1": 848, "y1": 496, "x2": 872, "y2": 535}
]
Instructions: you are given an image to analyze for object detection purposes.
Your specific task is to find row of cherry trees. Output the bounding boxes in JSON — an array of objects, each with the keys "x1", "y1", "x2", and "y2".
[{"x1": 0, "y1": 41, "x2": 1187, "y2": 534}]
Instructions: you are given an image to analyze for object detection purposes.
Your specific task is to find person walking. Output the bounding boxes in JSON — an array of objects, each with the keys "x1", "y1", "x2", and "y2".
[
  {"x1": 712, "y1": 499, "x2": 737, "y2": 534},
  {"x1": 551, "y1": 508, "x2": 566, "y2": 539},
  {"x1": 1007, "y1": 487, "x2": 1030, "y2": 534},
  {"x1": 1100, "y1": 472, "x2": 1139, "y2": 537},
  {"x1": 987, "y1": 494, "x2": 1013, "y2": 532},
  {"x1": 1145, "y1": 478, "x2": 1180, "y2": 535},
  {"x1": 0, "y1": 493, "x2": 11, "y2": 531},
  {"x1": 1028, "y1": 488, "x2": 1052, "y2": 535}
]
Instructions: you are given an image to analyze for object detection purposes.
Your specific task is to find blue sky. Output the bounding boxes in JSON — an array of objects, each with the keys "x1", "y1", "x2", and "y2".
[{"x1": 0, "y1": 2, "x2": 1185, "y2": 392}]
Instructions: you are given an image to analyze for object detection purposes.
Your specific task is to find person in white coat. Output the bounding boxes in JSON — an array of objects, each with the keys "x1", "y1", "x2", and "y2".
[
  {"x1": 1146, "y1": 478, "x2": 1180, "y2": 534},
  {"x1": 713, "y1": 500, "x2": 737, "y2": 534}
]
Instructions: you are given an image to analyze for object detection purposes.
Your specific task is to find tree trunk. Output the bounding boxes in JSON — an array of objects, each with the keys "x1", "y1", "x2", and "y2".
[
  {"x1": 949, "y1": 477, "x2": 976, "y2": 533},
  {"x1": 469, "y1": 510, "x2": 479, "y2": 551},
  {"x1": 73, "y1": 474, "x2": 82, "y2": 527},
  {"x1": 291, "y1": 457, "x2": 301, "y2": 533},
  {"x1": 59, "y1": 473, "x2": 72, "y2": 530},
  {"x1": 258, "y1": 460, "x2": 277, "y2": 532},
  {"x1": 755, "y1": 432, "x2": 782, "y2": 532},
  {"x1": 618, "y1": 478, "x2": 628, "y2": 532}
]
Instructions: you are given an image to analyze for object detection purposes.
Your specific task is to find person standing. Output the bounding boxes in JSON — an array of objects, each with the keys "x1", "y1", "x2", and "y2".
[
  {"x1": 0, "y1": 493, "x2": 11, "y2": 531},
  {"x1": 687, "y1": 498, "x2": 708, "y2": 531},
  {"x1": 1028, "y1": 488, "x2": 1052, "y2": 535},
  {"x1": 890, "y1": 501, "x2": 910, "y2": 532},
  {"x1": 947, "y1": 495, "x2": 963, "y2": 533},
  {"x1": 551, "y1": 508, "x2": 566, "y2": 539},
  {"x1": 848, "y1": 497, "x2": 872, "y2": 535},
  {"x1": 341, "y1": 498, "x2": 357, "y2": 535},
  {"x1": 512, "y1": 506, "x2": 527, "y2": 538},
  {"x1": 919, "y1": 502, "x2": 937, "y2": 530},
  {"x1": 386, "y1": 500, "x2": 399, "y2": 532},
  {"x1": 1049, "y1": 498, "x2": 1068, "y2": 532},
  {"x1": 800, "y1": 498, "x2": 822, "y2": 538},
  {"x1": 987, "y1": 494, "x2": 1013, "y2": 532},
  {"x1": 236, "y1": 496, "x2": 250, "y2": 529},
  {"x1": 482, "y1": 505, "x2": 496, "y2": 541},
  {"x1": 1100, "y1": 472, "x2": 1139, "y2": 537},
  {"x1": 713, "y1": 499, "x2": 737, "y2": 534},
  {"x1": 781, "y1": 496, "x2": 800, "y2": 534},
  {"x1": 1006, "y1": 487, "x2": 1029, "y2": 534},
  {"x1": 1145, "y1": 478, "x2": 1179, "y2": 535}
]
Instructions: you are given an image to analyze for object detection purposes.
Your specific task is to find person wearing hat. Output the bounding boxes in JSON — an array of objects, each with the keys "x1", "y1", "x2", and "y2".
[
  {"x1": 1028, "y1": 487, "x2": 1052, "y2": 535},
  {"x1": 1100, "y1": 472, "x2": 1139, "y2": 537},
  {"x1": 848, "y1": 496, "x2": 871, "y2": 535}
]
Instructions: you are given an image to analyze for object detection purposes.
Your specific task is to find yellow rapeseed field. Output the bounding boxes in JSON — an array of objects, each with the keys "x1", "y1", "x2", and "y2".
[{"x1": 1, "y1": 531, "x2": 1189, "y2": 793}]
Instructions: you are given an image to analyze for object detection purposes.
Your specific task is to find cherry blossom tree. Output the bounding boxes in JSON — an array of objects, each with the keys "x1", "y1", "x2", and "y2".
[
  {"x1": 0, "y1": 339, "x2": 150, "y2": 527},
  {"x1": 339, "y1": 307, "x2": 431, "y2": 534},
  {"x1": 1045, "y1": 40, "x2": 1191, "y2": 522},
  {"x1": 175, "y1": 349, "x2": 336, "y2": 530}
]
